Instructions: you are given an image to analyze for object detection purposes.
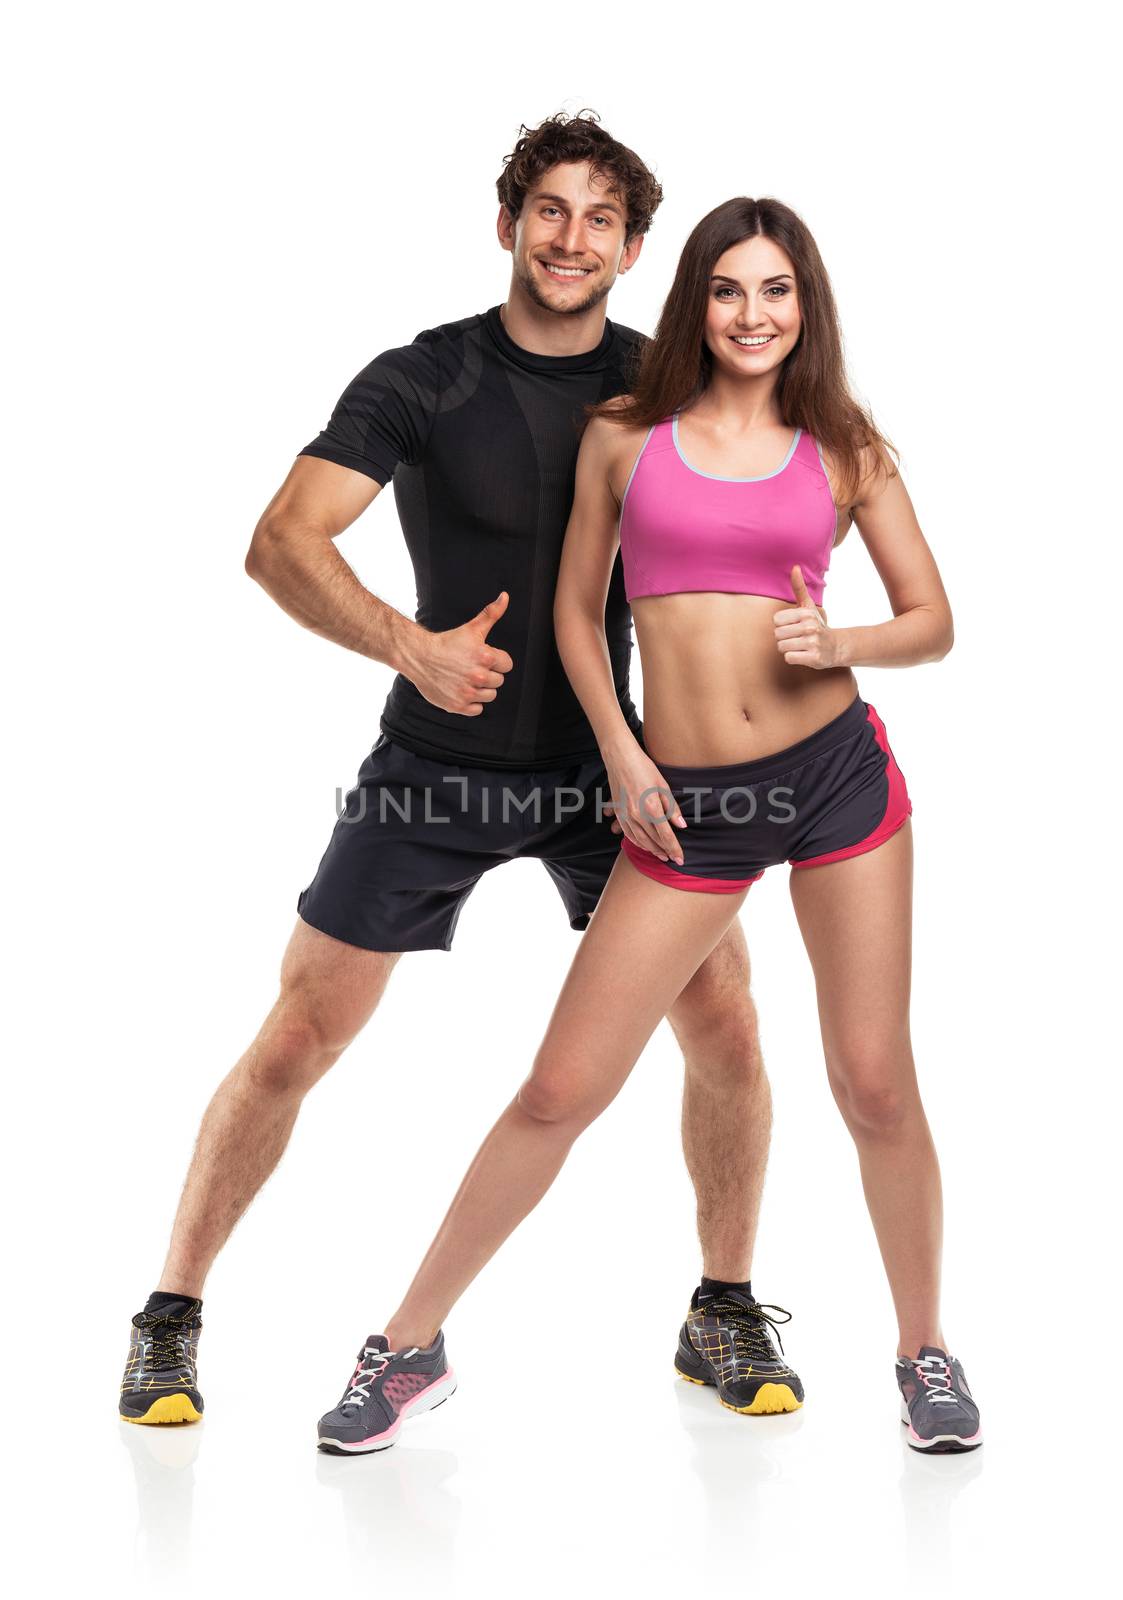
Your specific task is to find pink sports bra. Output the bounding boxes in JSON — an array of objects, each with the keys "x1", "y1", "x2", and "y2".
[{"x1": 618, "y1": 415, "x2": 838, "y2": 605}]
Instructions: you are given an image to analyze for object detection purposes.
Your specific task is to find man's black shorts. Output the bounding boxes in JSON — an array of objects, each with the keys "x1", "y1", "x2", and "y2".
[{"x1": 296, "y1": 736, "x2": 620, "y2": 952}]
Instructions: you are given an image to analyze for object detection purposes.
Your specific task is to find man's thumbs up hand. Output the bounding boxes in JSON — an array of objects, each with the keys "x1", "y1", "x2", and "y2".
[
  {"x1": 404, "y1": 591, "x2": 516, "y2": 716},
  {"x1": 471, "y1": 590, "x2": 510, "y2": 638}
]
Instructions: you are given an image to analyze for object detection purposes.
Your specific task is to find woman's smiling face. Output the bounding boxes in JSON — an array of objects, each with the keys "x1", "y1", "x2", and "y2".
[{"x1": 704, "y1": 234, "x2": 802, "y2": 380}]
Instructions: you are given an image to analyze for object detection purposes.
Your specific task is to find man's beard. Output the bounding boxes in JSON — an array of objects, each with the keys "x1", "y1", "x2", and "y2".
[{"x1": 516, "y1": 256, "x2": 614, "y2": 317}]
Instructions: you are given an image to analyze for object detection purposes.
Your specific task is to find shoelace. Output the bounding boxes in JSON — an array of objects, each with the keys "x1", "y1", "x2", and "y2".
[
  {"x1": 343, "y1": 1345, "x2": 420, "y2": 1409},
  {"x1": 911, "y1": 1354, "x2": 957, "y2": 1405},
  {"x1": 132, "y1": 1312, "x2": 196, "y2": 1373},
  {"x1": 705, "y1": 1297, "x2": 793, "y2": 1361},
  {"x1": 344, "y1": 1349, "x2": 391, "y2": 1407}
]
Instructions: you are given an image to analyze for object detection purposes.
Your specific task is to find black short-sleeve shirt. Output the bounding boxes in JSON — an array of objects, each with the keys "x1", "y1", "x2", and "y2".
[{"x1": 300, "y1": 306, "x2": 644, "y2": 769}]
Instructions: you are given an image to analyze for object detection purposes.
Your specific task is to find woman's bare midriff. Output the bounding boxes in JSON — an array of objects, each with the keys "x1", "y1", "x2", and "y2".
[{"x1": 633, "y1": 592, "x2": 858, "y2": 767}]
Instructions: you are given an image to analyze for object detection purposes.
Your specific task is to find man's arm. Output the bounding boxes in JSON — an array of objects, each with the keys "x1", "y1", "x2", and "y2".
[
  {"x1": 245, "y1": 456, "x2": 513, "y2": 717},
  {"x1": 245, "y1": 454, "x2": 414, "y2": 666}
]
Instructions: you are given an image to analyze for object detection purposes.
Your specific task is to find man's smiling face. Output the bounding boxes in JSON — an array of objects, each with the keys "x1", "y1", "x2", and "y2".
[{"x1": 499, "y1": 160, "x2": 642, "y2": 316}]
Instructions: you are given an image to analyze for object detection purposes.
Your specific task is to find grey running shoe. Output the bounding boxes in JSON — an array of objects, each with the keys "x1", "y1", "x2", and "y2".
[
  {"x1": 119, "y1": 1299, "x2": 204, "y2": 1425},
  {"x1": 896, "y1": 1346, "x2": 982, "y2": 1452},
  {"x1": 317, "y1": 1332, "x2": 457, "y2": 1454}
]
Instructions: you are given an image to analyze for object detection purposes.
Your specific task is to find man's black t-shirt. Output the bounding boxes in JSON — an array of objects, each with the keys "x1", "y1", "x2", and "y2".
[{"x1": 299, "y1": 306, "x2": 644, "y2": 769}]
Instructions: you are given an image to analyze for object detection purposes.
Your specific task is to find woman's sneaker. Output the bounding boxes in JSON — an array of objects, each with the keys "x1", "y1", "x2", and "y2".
[
  {"x1": 896, "y1": 1346, "x2": 982, "y2": 1451},
  {"x1": 675, "y1": 1288, "x2": 804, "y2": 1414},
  {"x1": 317, "y1": 1332, "x2": 457, "y2": 1454},
  {"x1": 119, "y1": 1299, "x2": 204, "y2": 1425}
]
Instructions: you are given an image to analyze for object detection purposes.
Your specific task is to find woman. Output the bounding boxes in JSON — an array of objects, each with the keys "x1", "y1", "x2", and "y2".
[{"x1": 318, "y1": 199, "x2": 981, "y2": 1456}]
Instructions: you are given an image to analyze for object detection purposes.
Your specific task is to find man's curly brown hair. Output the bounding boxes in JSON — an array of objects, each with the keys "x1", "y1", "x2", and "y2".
[{"x1": 496, "y1": 111, "x2": 663, "y2": 242}]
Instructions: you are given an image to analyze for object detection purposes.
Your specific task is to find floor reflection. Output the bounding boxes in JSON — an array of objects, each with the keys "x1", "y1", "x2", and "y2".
[
  {"x1": 118, "y1": 1420, "x2": 201, "y2": 1586},
  {"x1": 899, "y1": 1434, "x2": 984, "y2": 1585},
  {"x1": 315, "y1": 1444, "x2": 461, "y2": 1580},
  {"x1": 674, "y1": 1378, "x2": 802, "y2": 1540}
]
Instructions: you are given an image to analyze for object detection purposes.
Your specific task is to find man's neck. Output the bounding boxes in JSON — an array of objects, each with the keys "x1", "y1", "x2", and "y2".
[{"x1": 499, "y1": 281, "x2": 609, "y2": 358}]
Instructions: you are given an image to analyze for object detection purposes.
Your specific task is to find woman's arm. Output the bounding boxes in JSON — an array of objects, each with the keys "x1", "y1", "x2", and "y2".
[
  {"x1": 774, "y1": 452, "x2": 955, "y2": 671},
  {"x1": 838, "y1": 454, "x2": 955, "y2": 666},
  {"x1": 555, "y1": 419, "x2": 686, "y2": 864},
  {"x1": 554, "y1": 419, "x2": 638, "y2": 752}
]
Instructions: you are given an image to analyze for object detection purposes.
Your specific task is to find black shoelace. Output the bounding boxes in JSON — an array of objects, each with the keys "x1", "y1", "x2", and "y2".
[
  {"x1": 132, "y1": 1311, "x2": 197, "y2": 1372},
  {"x1": 705, "y1": 1296, "x2": 793, "y2": 1361}
]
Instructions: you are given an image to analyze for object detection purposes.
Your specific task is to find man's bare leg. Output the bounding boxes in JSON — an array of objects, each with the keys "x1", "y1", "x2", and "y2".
[
  {"x1": 158, "y1": 920, "x2": 400, "y2": 1296},
  {"x1": 667, "y1": 918, "x2": 771, "y2": 1285}
]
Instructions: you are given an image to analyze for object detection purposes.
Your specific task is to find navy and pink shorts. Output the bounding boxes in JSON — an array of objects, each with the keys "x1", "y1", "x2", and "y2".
[{"x1": 621, "y1": 695, "x2": 912, "y2": 893}]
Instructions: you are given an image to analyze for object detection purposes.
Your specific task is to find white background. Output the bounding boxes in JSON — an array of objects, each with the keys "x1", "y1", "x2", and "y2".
[{"x1": 5, "y1": 2, "x2": 1117, "y2": 1595}]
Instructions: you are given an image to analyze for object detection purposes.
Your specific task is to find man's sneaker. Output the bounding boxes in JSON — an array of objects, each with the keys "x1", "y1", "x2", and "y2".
[
  {"x1": 119, "y1": 1299, "x2": 204, "y2": 1425},
  {"x1": 675, "y1": 1287, "x2": 804, "y2": 1414},
  {"x1": 317, "y1": 1332, "x2": 457, "y2": 1454},
  {"x1": 896, "y1": 1345, "x2": 982, "y2": 1451}
]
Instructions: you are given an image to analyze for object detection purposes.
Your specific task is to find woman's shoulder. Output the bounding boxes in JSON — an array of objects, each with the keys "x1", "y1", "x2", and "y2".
[
  {"x1": 583, "y1": 399, "x2": 655, "y2": 457},
  {"x1": 596, "y1": 393, "x2": 649, "y2": 426},
  {"x1": 816, "y1": 437, "x2": 898, "y2": 507}
]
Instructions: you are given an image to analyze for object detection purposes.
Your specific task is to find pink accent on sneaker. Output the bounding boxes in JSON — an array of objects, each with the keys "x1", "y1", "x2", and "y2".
[
  {"x1": 345, "y1": 1368, "x2": 458, "y2": 1448},
  {"x1": 791, "y1": 702, "x2": 912, "y2": 870},
  {"x1": 907, "y1": 1423, "x2": 983, "y2": 1447},
  {"x1": 383, "y1": 1371, "x2": 433, "y2": 1409},
  {"x1": 621, "y1": 837, "x2": 764, "y2": 894}
]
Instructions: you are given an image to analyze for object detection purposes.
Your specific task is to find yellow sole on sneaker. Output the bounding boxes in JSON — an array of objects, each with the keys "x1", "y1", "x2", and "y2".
[
  {"x1": 678, "y1": 1374, "x2": 709, "y2": 1387},
  {"x1": 121, "y1": 1394, "x2": 203, "y2": 1425},
  {"x1": 720, "y1": 1383, "x2": 802, "y2": 1415}
]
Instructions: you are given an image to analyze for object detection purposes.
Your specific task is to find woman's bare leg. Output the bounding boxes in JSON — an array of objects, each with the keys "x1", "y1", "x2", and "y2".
[
  {"x1": 385, "y1": 856, "x2": 748, "y2": 1347},
  {"x1": 787, "y1": 821, "x2": 945, "y2": 1357}
]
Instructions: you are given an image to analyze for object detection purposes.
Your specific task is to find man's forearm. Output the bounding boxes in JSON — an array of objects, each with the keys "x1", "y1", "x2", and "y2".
[{"x1": 246, "y1": 525, "x2": 423, "y2": 675}]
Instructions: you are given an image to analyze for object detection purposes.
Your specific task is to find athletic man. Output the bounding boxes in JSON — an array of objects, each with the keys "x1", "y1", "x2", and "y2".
[{"x1": 118, "y1": 113, "x2": 798, "y2": 1440}]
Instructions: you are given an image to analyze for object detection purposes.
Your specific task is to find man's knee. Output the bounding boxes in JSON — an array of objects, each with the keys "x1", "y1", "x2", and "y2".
[
  {"x1": 246, "y1": 938, "x2": 398, "y2": 1098},
  {"x1": 246, "y1": 1003, "x2": 351, "y2": 1097},
  {"x1": 669, "y1": 929, "x2": 761, "y2": 1080}
]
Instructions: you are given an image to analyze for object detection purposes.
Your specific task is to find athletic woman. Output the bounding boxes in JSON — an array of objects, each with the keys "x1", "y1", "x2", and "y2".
[{"x1": 317, "y1": 198, "x2": 981, "y2": 1455}]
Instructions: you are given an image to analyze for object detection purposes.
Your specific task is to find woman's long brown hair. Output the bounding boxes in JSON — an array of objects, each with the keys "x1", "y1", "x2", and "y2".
[{"x1": 597, "y1": 197, "x2": 894, "y2": 505}]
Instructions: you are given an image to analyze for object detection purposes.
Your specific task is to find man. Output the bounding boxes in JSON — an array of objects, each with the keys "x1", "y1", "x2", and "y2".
[{"x1": 118, "y1": 113, "x2": 801, "y2": 1444}]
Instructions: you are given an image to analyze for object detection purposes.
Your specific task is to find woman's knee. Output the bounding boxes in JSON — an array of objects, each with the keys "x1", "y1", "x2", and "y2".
[
  {"x1": 828, "y1": 1040, "x2": 917, "y2": 1135},
  {"x1": 516, "y1": 1056, "x2": 603, "y2": 1130}
]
